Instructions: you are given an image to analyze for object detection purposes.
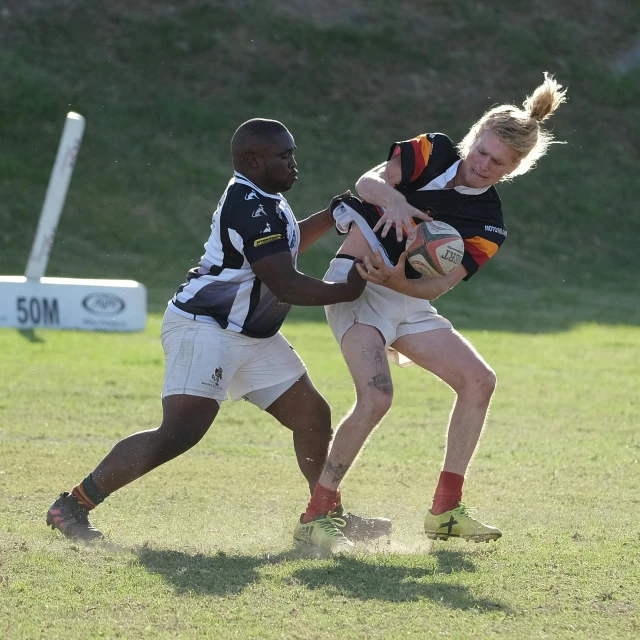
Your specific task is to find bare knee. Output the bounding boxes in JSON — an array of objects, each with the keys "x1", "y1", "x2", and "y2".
[
  {"x1": 273, "y1": 389, "x2": 334, "y2": 453},
  {"x1": 313, "y1": 395, "x2": 332, "y2": 427},
  {"x1": 306, "y1": 395, "x2": 333, "y2": 442},
  {"x1": 152, "y1": 394, "x2": 218, "y2": 461},
  {"x1": 458, "y1": 366, "x2": 496, "y2": 402},
  {"x1": 355, "y1": 389, "x2": 393, "y2": 424},
  {"x1": 151, "y1": 418, "x2": 210, "y2": 463},
  {"x1": 478, "y1": 367, "x2": 497, "y2": 397}
]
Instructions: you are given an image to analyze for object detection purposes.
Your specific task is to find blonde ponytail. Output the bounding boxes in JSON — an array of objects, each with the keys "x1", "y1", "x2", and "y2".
[
  {"x1": 523, "y1": 72, "x2": 567, "y2": 123},
  {"x1": 457, "y1": 73, "x2": 567, "y2": 179}
]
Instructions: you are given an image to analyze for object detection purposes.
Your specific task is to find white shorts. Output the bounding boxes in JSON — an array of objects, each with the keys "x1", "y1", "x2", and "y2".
[
  {"x1": 324, "y1": 257, "x2": 452, "y2": 367},
  {"x1": 160, "y1": 308, "x2": 307, "y2": 408}
]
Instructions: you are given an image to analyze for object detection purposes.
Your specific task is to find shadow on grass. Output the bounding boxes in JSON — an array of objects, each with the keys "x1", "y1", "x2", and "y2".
[
  {"x1": 137, "y1": 546, "x2": 510, "y2": 611},
  {"x1": 17, "y1": 329, "x2": 45, "y2": 343},
  {"x1": 137, "y1": 547, "x2": 269, "y2": 597},
  {"x1": 289, "y1": 552, "x2": 507, "y2": 609},
  {"x1": 431, "y1": 548, "x2": 477, "y2": 574}
]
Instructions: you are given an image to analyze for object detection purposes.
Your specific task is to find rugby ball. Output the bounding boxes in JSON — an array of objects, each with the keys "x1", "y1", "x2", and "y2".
[{"x1": 406, "y1": 221, "x2": 464, "y2": 277}]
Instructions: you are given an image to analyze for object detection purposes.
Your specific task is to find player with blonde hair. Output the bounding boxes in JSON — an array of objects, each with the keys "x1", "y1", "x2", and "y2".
[{"x1": 293, "y1": 74, "x2": 567, "y2": 552}]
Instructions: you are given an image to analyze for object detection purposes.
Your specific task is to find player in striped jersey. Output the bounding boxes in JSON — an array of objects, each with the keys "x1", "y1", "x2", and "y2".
[
  {"x1": 294, "y1": 74, "x2": 567, "y2": 550},
  {"x1": 47, "y1": 119, "x2": 389, "y2": 548}
]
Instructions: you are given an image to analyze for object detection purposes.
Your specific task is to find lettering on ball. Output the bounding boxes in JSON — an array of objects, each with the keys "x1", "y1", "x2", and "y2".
[{"x1": 440, "y1": 247, "x2": 463, "y2": 265}]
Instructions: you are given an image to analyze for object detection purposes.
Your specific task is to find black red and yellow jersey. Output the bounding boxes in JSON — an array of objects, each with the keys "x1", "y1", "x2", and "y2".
[{"x1": 337, "y1": 133, "x2": 507, "y2": 280}]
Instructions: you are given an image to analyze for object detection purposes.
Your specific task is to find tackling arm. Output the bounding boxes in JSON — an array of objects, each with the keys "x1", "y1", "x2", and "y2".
[
  {"x1": 297, "y1": 191, "x2": 355, "y2": 253},
  {"x1": 356, "y1": 250, "x2": 467, "y2": 301},
  {"x1": 251, "y1": 252, "x2": 366, "y2": 306},
  {"x1": 297, "y1": 207, "x2": 334, "y2": 254}
]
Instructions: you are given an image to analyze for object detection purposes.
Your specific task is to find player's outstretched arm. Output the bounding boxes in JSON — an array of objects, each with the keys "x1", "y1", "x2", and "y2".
[
  {"x1": 357, "y1": 250, "x2": 466, "y2": 301},
  {"x1": 252, "y1": 252, "x2": 366, "y2": 306},
  {"x1": 355, "y1": 156, "x2": 432, "y2": 241},
  {"x1": 297, "y1": 191, "x2": 352, "y2": 254}
]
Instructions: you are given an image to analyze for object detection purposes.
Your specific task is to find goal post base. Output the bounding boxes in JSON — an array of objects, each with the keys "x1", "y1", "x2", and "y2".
[{"x1": 0, "y1": 277, "x2": 147, "y2": 332}]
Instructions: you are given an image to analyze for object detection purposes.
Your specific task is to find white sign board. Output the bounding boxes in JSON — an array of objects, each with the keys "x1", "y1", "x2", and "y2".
[{"x1": 0, "y1": 277, "x2": 146, "y2": 332}]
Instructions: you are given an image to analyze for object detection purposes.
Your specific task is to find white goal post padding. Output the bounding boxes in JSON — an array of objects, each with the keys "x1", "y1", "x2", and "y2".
[{"x1": 1, "y1": 112, "x2": 147, "y2": 332}]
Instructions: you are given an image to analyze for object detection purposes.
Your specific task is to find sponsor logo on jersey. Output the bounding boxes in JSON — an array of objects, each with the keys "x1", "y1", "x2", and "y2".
[
  {"x1": 484, "y1": 225, "x2": 507, "y2": 237},
  {"x1": 262, "y1": 223, "x2": 271, "y2": 233},
  {"x1": 245, "y1": 190, "x2": 258, "y2": 200},
  {"x1": 252, "y1": 204, "x2": 267, "y2": 217},
  {"x1": 254, "y1": 234, "x2": 283, "y2": 247}
]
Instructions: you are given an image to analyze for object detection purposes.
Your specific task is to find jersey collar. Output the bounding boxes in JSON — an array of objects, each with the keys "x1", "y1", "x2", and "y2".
[
  {"x1": 233, "y1": 171, "x2": 284, "y2": 200},
  {"x1": 419, "y1": 160, "x2": 490, "y2": 195}
]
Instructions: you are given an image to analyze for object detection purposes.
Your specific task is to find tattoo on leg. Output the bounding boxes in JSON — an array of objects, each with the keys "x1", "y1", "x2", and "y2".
[
  {"x1": 368, "y1": 372, "x2": 393, "y2": 394},
  {"x1": 361, "y1": 339, "x2": 383, "y2": 369},
  {"x1": 325, "y1": 460, "x2": 350, "y2": 484},
  {"x1": 361, "y1": 339, "x2": 393, "y2": 395}
]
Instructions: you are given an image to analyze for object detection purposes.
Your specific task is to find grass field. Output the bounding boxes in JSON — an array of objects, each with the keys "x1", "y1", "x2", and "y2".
[
  {"x1": 1, "y1": 315, "x2": 639, "y2": 638},
  {"x1": 1, "y1": 2, "x2": 639, "y2": 638}
]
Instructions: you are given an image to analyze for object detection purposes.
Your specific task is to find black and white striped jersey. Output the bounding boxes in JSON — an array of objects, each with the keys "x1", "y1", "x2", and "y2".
[{"x1": 169, "y1": 172, "x2": 300, "y2": 338}]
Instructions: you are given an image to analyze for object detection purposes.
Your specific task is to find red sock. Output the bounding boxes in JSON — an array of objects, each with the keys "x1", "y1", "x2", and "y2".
[
  {"x1": 302, "y1": 484, "x2": 340, "y2": 523},
  {"x1": 431, "y1": 471, "x2": 464, "y2": 515}
]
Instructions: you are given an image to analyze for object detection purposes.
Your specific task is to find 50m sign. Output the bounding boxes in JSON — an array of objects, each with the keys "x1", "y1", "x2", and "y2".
[{"x1": 16, "y1": 297, "x2": 60, "y2": 326}]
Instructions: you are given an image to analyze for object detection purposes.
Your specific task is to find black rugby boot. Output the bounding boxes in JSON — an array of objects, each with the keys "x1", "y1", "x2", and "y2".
[
  {"x1": 333, "y1": 504, "x2": 392, "y2": 542},
  {"x1": 46, "y1": 492, "x2": 104, "y2": 541}
]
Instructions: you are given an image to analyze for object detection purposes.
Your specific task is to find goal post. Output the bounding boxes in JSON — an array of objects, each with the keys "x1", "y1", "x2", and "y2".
[
  {"x1": 25, "y1": 112, "x2": 85, "y2": 280},
  {"x1": 0, "y1": 112, "x2": 147, "y2": 332}
]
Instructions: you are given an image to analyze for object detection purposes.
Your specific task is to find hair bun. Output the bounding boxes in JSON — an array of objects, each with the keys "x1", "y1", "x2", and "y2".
[{"x1": 523, "y1": 72, "x2": 567, "y2": 123}]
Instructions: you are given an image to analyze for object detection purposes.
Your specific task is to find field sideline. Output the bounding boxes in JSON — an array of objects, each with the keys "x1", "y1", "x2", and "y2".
[{"x1": 1, "y1": 316, "x2": 638, "y2": 638}]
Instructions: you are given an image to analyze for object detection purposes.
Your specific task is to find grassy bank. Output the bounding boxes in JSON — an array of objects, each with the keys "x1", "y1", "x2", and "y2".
[{"x1": 1, "y1": 1, "x2": 638, "y2": 325}]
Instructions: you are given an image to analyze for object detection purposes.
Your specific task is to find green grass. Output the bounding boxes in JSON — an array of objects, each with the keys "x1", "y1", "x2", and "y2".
[
  {"x1": 1, "y1": 2, "x2": 639, "y2": 637},
  {"x1": 1, "y1": 317, "x2": 639, "y2": 638}
]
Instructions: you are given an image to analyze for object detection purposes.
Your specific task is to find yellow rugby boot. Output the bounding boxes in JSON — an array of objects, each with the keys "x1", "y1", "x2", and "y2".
[
  {"x1": 293, "y1": 512, "x2": 355, "y2": 553},
  {"x1": 424, "y1": 502, "x2": 502, "y2": 542}
]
